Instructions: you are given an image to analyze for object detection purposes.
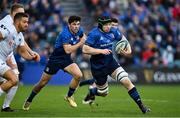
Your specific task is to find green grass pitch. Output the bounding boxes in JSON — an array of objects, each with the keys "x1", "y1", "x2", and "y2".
[{"x1": 0, "y1": 85, "x2": 180, "y2": 117}]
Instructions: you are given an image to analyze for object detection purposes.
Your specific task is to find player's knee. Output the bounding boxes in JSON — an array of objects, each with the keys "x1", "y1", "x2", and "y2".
[
  {"x1": 10, "y1": 77, "x2": 18, "y2": 86},
  {"x1": 115, "y1": 67, "x2": 128, "y2": 82},
  {"x1": 74, "y1": 72, "x2": 83, "y2": 80}
]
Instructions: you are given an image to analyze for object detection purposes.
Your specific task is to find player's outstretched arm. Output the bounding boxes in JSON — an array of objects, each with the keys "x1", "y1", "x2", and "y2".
[
  {"x1": 23, "y1": 42, "x2": 40, "y2": 61},
  {"x1": 63, "y1": 40, "x2": 84, "y2": 54},
  {"x1": 63, "y1": 33, "x2": 86, "y2": 54},
  {"x1": 82, "y1": 45, "x2": 112, "y2": 55},
  {"x1": 16, "y1": 45, "x2": 40, "y2": 62},
  {"x1": 24, "y1": 42, "x2": 34, "y2": 54}
]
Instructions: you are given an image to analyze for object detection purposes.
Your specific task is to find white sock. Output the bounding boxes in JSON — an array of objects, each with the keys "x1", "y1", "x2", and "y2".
[
  {"x1": 0, "y1": 87, "x2": 5, "y2": 96},
  {"x1": 2, "y1": 85, "x2": 18, "y2": 108}
]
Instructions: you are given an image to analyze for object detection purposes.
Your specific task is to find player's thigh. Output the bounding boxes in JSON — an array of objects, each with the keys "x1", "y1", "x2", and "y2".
[
  {"x1": 111, "y1": 66, "x2": 128, "y2": 81},
  {"x1": 91, "y1": 69, "x2": 108, "y2": 86},
  {"x1": 44, "y1": 61, "x2": 61, "y2": 75},
  {"x1": 64, "y1": 63, "x2": 82, "y2": 78},
  {"x1": 6, "y1": 53, "x2": 18, "y2": 69},
  {"x1": 0, "y1": 59, "x2": 12, "y2": 78},
  {"x1": 95, "y1": 76, "x2": 108, "y2": 86},
  {"x1": 3, "y1": 69, "x2": 18, "y2": 85},
  {"x1": 111, "y1": 66, "x2": 134, "y2": 89}
]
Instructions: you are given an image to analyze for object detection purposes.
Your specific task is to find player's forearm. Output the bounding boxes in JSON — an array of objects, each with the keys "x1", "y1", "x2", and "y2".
[
  {"x1": 17, "y1": 46, "x2": 34, "y2": 60},
  {"x1": 64, "y1": 42, "x2": 83, "y2": 54},
  {"x1": 24, "y1": 42, "x2": 34, "y2": 54},
  {"x1": 20, "y1": 51, "x2": 34, "y2": 60},
  {"x1": 70, "y1": 42, "x2": 82, "y2": 52},
  {"x1": 82, "y1": 45, "x2": 102, "y2": 55}
]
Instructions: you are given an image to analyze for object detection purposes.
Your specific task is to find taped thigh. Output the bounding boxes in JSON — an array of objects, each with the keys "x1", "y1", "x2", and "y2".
[{"x1": 115, "y1": 67, "x2": 128, "y2": 82}]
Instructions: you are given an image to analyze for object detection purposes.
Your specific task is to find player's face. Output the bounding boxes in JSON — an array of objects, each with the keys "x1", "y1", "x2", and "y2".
[
  {"x1": 69, "y1": 21, "x2": 80, "y2": 34},
  {"x1": 111, "y1": 22, "x2": 118, "y2": 29},
  {"x1": 18, "y1": 17, "x2": 29, "y2": 32},
  {"x1": 102, "y1": 23, "x2": 111, "y2": 32}
]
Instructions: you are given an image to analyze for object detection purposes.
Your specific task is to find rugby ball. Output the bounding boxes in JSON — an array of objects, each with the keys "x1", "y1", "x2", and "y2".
[{"x1": 115, "y1": 38, "x2": 128, "y2": 54}]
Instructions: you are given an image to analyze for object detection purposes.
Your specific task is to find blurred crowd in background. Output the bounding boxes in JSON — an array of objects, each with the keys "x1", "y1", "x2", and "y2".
[{"x1": 0, "y1": 0, "x2": 180, "y2": 69}]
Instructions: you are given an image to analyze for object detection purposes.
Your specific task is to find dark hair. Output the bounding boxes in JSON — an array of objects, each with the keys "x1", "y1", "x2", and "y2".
[
  {"x1": 14, "y1": 12, "x2": 29, "y2": 22},
  {"x1": 111, "y1": 18, "x2": 118, "y2": 23},
  {"x1": 68, "y1": 16, "x2": 81, "y2": 24},
  {"x1": 10, "y1": 3, "x2": 24, "y2": 14}
]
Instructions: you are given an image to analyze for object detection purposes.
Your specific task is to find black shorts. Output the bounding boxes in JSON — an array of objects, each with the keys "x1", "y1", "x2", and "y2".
[
  {"x1": 44, "y1": 48, "x2": 73, "y2": 75},
  {"x1": 91, "y1": 58, "x2": 119, "y2": 86}
]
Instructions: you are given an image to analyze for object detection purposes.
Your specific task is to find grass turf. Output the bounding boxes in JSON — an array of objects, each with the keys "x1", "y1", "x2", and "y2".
[{"x1": 0, "y1": 85, "x2": 180, "y2": 117}]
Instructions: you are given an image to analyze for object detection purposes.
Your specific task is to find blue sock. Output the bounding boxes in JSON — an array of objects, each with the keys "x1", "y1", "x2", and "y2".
[
  {"x1": 27, "y1": 91, "x2": 37, "y2": 102},
  {"x1": 79, "y1": 78, "x2": 95, "y2": 87},
  {"x1": 67, "y1": 87, "x2": 76, "y2": 97},
  {"x1": 128, "y1": 87, "x2": 142, "y2": 107}
]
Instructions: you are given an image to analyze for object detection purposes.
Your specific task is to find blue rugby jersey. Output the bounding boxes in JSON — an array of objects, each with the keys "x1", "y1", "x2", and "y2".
[
  {"x1": 55, "y1": 26, "x2": 84, "y2": 48},
  {"x1": 48, "y1": 26, "x2": 84, "y2": 62},
  {"x1": 85, "y1": 27, "x2": 122, "y2": 70}
]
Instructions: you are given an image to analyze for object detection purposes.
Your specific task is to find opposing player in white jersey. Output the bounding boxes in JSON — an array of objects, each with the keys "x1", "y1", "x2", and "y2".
[
  {"x1": 0, "y1": 3, "x2": 38, "y2": 112},
  {"x1": 0, "y1": 3, "x2": 24, "y2": 112},
  {"x1": 0, "y1": 10, "x2": 40, "y2": 112}
]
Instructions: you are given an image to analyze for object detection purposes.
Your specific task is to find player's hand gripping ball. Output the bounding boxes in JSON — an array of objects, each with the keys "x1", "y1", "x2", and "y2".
[{"x1": 115, "y1": 39, "x2": 128, "y2": 54}]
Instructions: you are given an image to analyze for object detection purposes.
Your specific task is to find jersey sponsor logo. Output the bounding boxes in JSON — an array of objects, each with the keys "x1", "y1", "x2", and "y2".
[{"x1": 100, "y1": 42, "x2": 113, "y2": 47}]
